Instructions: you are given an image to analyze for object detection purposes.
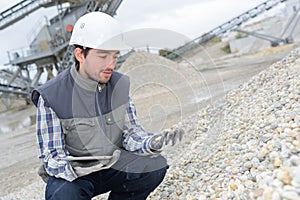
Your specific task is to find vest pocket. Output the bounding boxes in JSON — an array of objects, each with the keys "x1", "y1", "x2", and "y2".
[
  {"x1": 104, "y1": 105, "x2": 126, "y2": 128},
  {"x1": 61, "y1": 118, "x2": 100, "y2": 156},
  {"x1": 103, "y1": 105, "x2": 126, "y2": 148},
  {"x1": 60, "y1": 105, "x2": 126, "y2": 157}
]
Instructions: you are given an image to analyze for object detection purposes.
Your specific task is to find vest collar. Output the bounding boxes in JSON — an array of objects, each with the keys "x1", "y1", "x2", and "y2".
[{"x1": 70, "y1": 65, "x2": 98, "y2": 92}]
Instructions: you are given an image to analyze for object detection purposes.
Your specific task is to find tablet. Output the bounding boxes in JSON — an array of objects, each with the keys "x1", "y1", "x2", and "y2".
[{"x1": 59, "y1": 156, "x2": 112, "y2": 161}]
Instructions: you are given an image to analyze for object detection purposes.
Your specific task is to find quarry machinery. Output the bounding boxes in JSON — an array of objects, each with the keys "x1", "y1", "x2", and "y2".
[
  {"x1": 234, "y1": 5, "x2": 300, "y2": 47},
  {"x1": 0, "y1": 0, "x2": 293, "y2": 109},
  {"x1": 0, "y1": 0, "x2": 123, "y2": 108},
  {"x1": 162, "y1": 0, "x2": 289, "y2": 60}
]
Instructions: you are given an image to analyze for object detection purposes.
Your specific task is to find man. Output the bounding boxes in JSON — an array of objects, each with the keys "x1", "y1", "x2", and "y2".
[{"x1": 31, "y1": 12, "x2": 184, "y2": 200}]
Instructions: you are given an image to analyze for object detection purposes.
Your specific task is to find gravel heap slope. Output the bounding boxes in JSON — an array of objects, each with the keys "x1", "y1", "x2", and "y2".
[{"x1": 149, "y1": 48, "x2": 300, "y2": 200}]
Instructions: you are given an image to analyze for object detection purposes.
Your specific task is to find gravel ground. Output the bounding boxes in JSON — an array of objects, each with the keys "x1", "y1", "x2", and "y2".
[
  {"x1": 147, "y1": 47, "x2": 300, "y2": 200},
  {"x1": 1, "y1": 46, "x2": 299, "y2": 199}
]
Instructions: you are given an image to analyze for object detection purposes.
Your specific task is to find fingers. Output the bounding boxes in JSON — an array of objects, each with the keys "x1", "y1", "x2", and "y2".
[
  {"x1": 149, "y1": 128, "x2": 185, "y2": 152},
  {"x1": 164, "y1": 130, "x2": 173, "y2": 146},
  {"x1": 74, "y1": 162, "x2": 104, "y2": 177},
  {"x1": 112, "y1": 149, "x2": 121, "y2": 158},
  {"x1": 74, "y1": 150, "x2": 121, "y2": 177},
  {"x1": 164, "y1": 128, "x2": 184, "y2": 146},
  {"x1": 105, "y1": 149, "x2": 121, "y2": 167},
  {"x1": 37, "y1": 165, "x2": 49, "y2": 183},
  {"x1": 174, "y1": 128, "x2": 184, "y2": 142},
  {"x1": 110, "y1": 149, "x2": 121, "y2": 164}
]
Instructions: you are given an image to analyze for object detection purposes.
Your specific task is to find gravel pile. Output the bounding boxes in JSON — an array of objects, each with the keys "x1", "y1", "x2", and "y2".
[
  {"x1": 1, "y1": 48, "x2": 300, "y2": 200},
  {"x1": 119, "y1": 51, "x2": 199, "y2": 99},
  {"x1": 148, "y1": 48, "x2": 300, "y2": 200}
]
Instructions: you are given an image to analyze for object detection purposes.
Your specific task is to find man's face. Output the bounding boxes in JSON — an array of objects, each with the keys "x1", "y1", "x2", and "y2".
[{"x1": 77, "y1": 48, "x2": 119, "y2": 83}]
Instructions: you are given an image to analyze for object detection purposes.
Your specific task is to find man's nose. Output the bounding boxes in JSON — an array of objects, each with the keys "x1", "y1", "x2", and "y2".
[{"x1": 106, "y1": 59, "x2": 116, "y2": 69}]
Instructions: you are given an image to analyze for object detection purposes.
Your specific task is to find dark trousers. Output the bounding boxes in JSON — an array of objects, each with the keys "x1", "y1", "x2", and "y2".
[{"x1": 46, "y1": 154, "x2": 168, "y2": 200}]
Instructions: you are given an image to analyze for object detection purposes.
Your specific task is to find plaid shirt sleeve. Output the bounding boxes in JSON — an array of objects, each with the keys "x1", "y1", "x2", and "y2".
[
  {"x1": 122, "y1": 97, "x2": 158, "y2": 155},
  {"x1": 36, "y1": 96, "x2": 77, "y2": 182}
]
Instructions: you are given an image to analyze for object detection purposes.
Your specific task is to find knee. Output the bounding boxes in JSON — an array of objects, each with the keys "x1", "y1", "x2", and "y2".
[
  {"x1": 46, "y1": 176, "x2": 93, "y2": 200},
  {"x1": 155, "y1": 166, "x2": 168, "y2": 180},
  {"x1": 147, "y1": 166, "x2": 168, "y2": 187}
]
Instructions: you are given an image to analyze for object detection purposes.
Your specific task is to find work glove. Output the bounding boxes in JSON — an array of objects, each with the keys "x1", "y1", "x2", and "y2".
[
  {"x1": 72, "y1": 149, "x2": 121, "y2": 177},
  {"x1": 38, "y1": 165, "x2": 49, "y2": 183},
  {"x1": 149, "y1": 128, "x2": 184, "y2": 151}
]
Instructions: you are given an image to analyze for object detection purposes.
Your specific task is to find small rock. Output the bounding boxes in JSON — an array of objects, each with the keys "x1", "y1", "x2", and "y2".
[
  {"x1": 281, "y1": 191, "x2": 300, "y2": 200},
  {"x1": 277, "y1": 168, "x2": 292, "y2": 185},
  {"x1": 274, "y1": 159, "x2": 282, "y2": 167},
  {"x1": 230, "y1": 183, "x2": 238, "y2": 191}
]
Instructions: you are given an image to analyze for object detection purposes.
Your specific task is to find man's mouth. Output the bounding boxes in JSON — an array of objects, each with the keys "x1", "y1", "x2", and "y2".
[{"x1": 102, "y1": 70, "x2": 113, "y2": 77}]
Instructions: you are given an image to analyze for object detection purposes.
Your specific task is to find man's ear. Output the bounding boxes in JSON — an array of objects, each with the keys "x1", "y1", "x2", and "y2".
[{"x1": 74, "y1": 48, "x2": 84, "y2": 62}]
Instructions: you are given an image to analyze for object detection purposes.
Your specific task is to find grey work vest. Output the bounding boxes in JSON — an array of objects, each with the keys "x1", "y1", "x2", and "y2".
[{"x1": 31, "y1": 66, "x2": 130, "y2": 158}]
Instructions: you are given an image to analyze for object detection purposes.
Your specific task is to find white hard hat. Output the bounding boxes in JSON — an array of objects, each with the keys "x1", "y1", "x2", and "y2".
[{"x1": 69, "y1": 12, "x2": 129, "y2": 50}]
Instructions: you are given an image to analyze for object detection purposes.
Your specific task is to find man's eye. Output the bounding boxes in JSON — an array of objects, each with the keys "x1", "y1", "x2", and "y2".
[{"x1": 98, "y1": 55, "x2": 107, "y2": 58}]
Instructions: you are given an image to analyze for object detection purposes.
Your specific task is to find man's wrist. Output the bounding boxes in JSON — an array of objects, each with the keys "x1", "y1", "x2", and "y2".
[
  {"x1": 143, "y1": 136, "x2": 162, "y2": 154},
  {"x1": 149, "y1": 134, "x2": 164, "y2": 151}
]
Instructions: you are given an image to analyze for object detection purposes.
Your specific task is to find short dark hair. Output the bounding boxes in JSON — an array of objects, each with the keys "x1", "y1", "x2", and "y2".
[{"x1": 74, "y1": 45, "x2": 91, "y2": 70}]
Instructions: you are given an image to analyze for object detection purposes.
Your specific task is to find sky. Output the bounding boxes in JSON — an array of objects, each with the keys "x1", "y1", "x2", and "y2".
[{"x1": 0, "y1": 0, "x2": 282, "y2": 68}]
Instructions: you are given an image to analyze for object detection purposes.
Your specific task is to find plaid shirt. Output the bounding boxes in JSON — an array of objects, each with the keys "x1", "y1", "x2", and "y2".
[{"x1": 36, "y1": 96, "x2": 155, "y2": 182}]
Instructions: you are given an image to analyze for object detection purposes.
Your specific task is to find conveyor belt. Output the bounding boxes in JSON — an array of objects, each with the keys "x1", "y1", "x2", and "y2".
[{"x1": 165, "y1": 0, "x2": 288, "y2": 60}]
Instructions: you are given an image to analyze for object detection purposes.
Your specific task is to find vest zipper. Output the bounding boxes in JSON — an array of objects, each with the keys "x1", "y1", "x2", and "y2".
[
  {"x1": 98, "y1": 83, "x2": 105, "y2": 92},
  {"x1": 95, "y1": 91, "x2": 106, "y2": 134}
]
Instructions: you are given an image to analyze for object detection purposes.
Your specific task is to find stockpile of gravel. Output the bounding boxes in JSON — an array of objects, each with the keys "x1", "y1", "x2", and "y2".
[
  {"x1": 118, "y1": 51, "x2": 199, "y2": 99},
  {"x1": 2, "y1": 48, "x2": 300, "y2": 200},
  {"x1": 148, "y1": 48, "x2": 300, "y2": 200}
]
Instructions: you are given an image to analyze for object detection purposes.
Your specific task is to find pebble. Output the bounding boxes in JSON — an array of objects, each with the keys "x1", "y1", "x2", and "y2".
[
  {"x1": 2, "y1": 44, "x2": 300, "y2": 200},
  {"x1": 149, "y1": 48, "x2": 300, "y2": 199}
]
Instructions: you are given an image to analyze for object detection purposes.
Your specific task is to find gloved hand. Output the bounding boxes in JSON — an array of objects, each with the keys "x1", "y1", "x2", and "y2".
[
  {"x1": 149, "y1": 128, "x2": 184, "y2": 151},
  {"x1": 72, "y1": 149, "x2": 121, "y2": 177},
  {"x1": 38, "y1": 165, "x2": 49, "y2": 183}
]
